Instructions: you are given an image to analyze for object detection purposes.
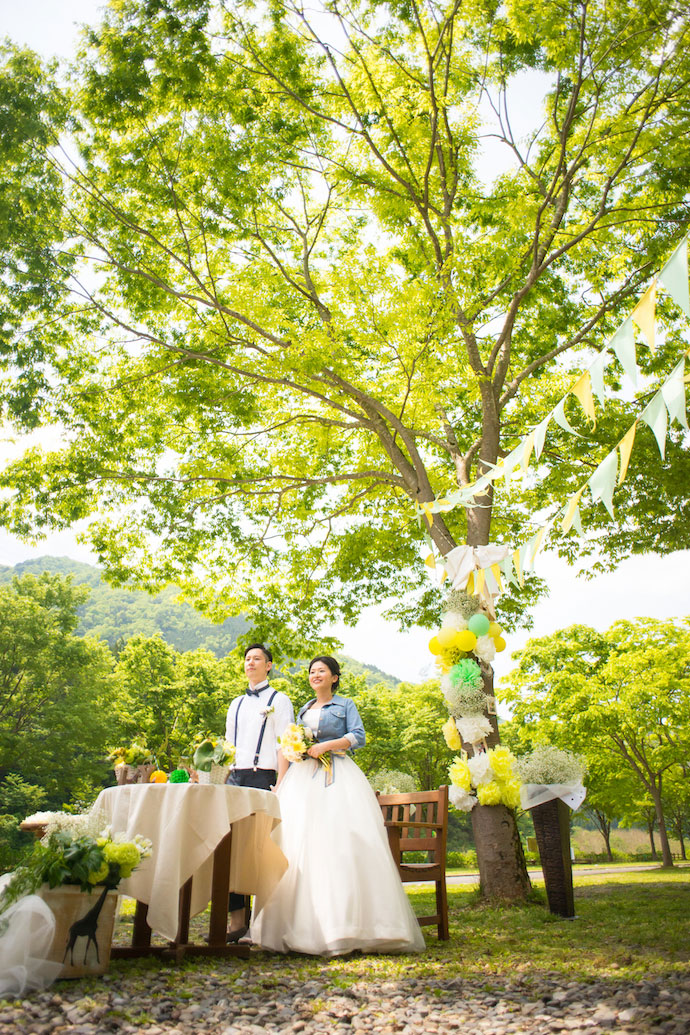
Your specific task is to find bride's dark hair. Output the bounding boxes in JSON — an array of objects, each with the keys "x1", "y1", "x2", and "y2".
[{"x1": 308, "y1": 655, "x2": 341, "y2": 690}]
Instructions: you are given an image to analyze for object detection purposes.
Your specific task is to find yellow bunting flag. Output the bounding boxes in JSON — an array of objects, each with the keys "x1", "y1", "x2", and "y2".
[
  {"x1": 617, "y1": 423, "x2": 637, "y2": 485},
  {"x1": 631, "y1": 280, "x2": 657, "y2": 351},
  {"x1": 512, "y1": 549, "x2": 524, "y2": 587},
  {"x1": 421, "y1": 501, "x2": 435, "y2": 525},
  {"x1": 466, "y1": 572, "x2": 474, "y2": 595},
  {"x1": 572, "y1": 371, "x2": 596, "y2": 425},
  {"x1": 530, "y1": 526, "x2": 547, "y2": 564},
  {"x1": 424, "y1": 553, "x2": 436, "y2": 569},
  {"x1": 475, "y1": 567, "x2": 486, "y2": 597},
  {"x1": 561, "y1": 486, "x2": 587, "y2": 533},
  {"x1": 521, "y1": 432, "x2": 535, "y2": 471},
  {"x1": 490, "y1": 563, "x2": 503, "y2": 593}
]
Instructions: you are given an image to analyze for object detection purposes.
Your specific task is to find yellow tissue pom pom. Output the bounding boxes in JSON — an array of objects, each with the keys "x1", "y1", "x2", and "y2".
[
  {"x1": 501, "y1": 778, "x2": 522, "y2": 809},
  {"x1": 149, "y1": 769, "x2": 168, "y2": 783},
  {"x1": 489, "y1": 746, "x2": 516, "y2": 781},
  {"x1": 448, "y1": 756, "x2": 472, "y2": 792},
  {"x1": 477, "y1": 781, "x2": 502, "y2": 806},
  {"x1": 442, "y1": 717, "x2": 463, "y2": 752}
]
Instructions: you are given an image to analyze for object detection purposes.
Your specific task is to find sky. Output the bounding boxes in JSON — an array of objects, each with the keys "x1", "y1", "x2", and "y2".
[{"x1": 2, "y1": 0, "x2": 689, "y2": 686}]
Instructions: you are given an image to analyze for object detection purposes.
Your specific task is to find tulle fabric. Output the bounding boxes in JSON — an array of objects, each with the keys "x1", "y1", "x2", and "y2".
[
  {"x1": 0, "y1": 875, "x2": 62, "y2": 996},
  {"x1": 251, "y1": 754, "x2": 426, "y2": 956}
]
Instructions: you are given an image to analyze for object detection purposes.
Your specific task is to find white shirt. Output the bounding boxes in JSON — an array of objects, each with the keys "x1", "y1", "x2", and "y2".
[{"x1": 225, "y1": 684, "x2": 294, "y2": 770}]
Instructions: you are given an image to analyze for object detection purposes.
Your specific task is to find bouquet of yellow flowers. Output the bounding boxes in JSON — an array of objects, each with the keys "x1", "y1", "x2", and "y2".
[
  {"x1": 278, "y1": 723, "x2": 315, "y2": 762},
  {"x1": 279, "y1": 723, "x2": 334, "y2": 777}
]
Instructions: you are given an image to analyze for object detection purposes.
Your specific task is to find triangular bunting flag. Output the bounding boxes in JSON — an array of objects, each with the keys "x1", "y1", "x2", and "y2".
[
  {"x1": 561, "y1": 486, "x2": 587, "y2": 533},
  {"x1": 552, "y1": 397, "x2": 580, "y2": 436},
  {"x1": 529, "y1": 526, "x2": 547, "y2": 564},
  {"x1": 658, "y1": 237, "x2": 690, "y2": 318},
  {"x1": 521, "y1": 432, "x2": 535, "y2": 471},
  {"x1": 588, "y1": 450, "x2": 618, "y2": 517},
  {"x1": 661, "y1": 358, "x2": 688, "y2": 429},
  {"x1": 588, "y1": 349, "x2": 610, "y2": 406},
  {"x1": 532, "y1": 414, "x2": 551, "y2": 460},
  {"x1": 490, "y1": 562, "x2": 503, "y2": 593},
  {"x1": 572, "y1": 371, "x2": 596, "y2": 425},
  {"x1": 639, "y1": 391, "x2": 668, "y2": 458},
  {"x1": 570, "y1": 505, "x2": 583, "y2": 537},
  {"x1": 519, "y1": 540, "x2": 532, "y2": 573},
  {"x1": 475, "y1": 568, "x2": 486, "y2": 597},
  {"x1": 609, "y1": 317, "x2": 638, "y2": 385},
  {"x1": 617, "y1": 423, "x2": 637, "y2": 484},
  {"x1": 500, "y1": 553, "x2": 517, "y2": 588},
  {"x1": 512, "y1": 548, "x2": 524, "y2": 587},
  {"x1": 631, "y1": 280, "x2": 657, "y2": 351}
]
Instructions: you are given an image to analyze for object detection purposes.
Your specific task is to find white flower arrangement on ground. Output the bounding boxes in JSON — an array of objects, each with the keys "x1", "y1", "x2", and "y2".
[{"x1": 448, "y1": 746, "x2": 522, "y2": 812}]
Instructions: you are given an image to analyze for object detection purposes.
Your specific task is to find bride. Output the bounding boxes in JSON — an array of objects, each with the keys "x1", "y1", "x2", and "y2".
[{"x1": 250, "y1": 655, "x2": 426, "y2": 956}]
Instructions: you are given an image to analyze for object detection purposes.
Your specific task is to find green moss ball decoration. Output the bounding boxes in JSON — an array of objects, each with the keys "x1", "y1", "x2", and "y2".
[
  {"x1": 449, "y1": 658, "x2": 484, "y2": 692},
  {"x1": 169, "y1": 768, "x2": 190, "y2": 783}
]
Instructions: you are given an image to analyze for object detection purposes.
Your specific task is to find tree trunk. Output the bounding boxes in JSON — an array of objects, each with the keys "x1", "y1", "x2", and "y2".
[
  {"x1": 602, "y1": 825, "x2": 613, "y2": 862},
  {"x1": 461, "y1": 664, "x2": 531, "y2": 901},
  {"x1": 649, "y1": 785, "x2": 674, "y2": 867},
  {"x1": 471, "y1": 803, "x2": 532, "y2": 901},
  {"x1": 647, "y1": 816, "x2": 657, "y2": 859}
]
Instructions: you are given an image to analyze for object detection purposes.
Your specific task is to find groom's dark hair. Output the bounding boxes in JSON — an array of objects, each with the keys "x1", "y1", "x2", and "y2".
[{"x1": 244, "y1": 642, "x2": 273, "y2": 663}]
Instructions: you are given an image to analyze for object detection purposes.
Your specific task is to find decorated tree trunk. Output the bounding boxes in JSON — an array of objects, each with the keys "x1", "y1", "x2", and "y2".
[
  {"x1": 471, "y1": 802, "x2": 532, "y2": 900},
  {"x1": 436, "y1": 586, "x2": 531, "y2": 902},
  {"x1": 476, "y1": 665, "x2": 531, "y2": 900}
]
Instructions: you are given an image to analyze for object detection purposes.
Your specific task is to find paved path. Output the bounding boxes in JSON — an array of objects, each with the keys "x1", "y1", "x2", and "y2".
[{"x1": 445, "y1": 862, "x2": 687, "y2": 885}]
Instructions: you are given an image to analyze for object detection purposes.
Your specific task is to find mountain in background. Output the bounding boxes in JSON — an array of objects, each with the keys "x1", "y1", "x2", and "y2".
[{"x1": 0, "y1": 556, "x2": 400, "y2": 686}]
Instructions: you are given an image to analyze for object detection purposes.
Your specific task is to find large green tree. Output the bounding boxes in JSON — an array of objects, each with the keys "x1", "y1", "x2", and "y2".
[
  {"x1": 2, "y1": 0, "x2": 690, "y2": 897},
  {"x1": 500, "y1": 619, "x2": 690, "y2": 867},
  {"x1": 0, "y1": 573, "x2": 116, "y2": 803}
]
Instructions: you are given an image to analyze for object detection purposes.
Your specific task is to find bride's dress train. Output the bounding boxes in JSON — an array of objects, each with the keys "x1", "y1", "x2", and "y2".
[{"x1": 251, "y1": 754, "x2": 426, "y2": 956}]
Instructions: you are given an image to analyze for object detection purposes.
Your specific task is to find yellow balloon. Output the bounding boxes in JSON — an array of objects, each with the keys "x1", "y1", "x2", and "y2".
[
  {"x1": 454, "y1": 629, "x2": 477, "y2": 652},
  {"x1": 436, "y1": 626, "x2": 457, "y2": 649},
  {"x1": 494, "y1": 636, "x2": 506, "y2": 652},
  {"x1": 428, "y1": 635, "x2": 443, "y2": 655},
  {"x1": 488, "y1": 622, "x2": 502, "y2": 638}
]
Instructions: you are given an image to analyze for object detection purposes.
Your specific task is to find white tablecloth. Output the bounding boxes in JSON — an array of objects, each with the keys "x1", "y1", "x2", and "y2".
[{"x1": 92, "y1": 784, "x2": 286, "y2": 941}]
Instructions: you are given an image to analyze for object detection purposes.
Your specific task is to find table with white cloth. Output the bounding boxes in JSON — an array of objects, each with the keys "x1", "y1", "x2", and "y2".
[{"x1": 92, "y1": 783, "x2": 287, "y2": 959}]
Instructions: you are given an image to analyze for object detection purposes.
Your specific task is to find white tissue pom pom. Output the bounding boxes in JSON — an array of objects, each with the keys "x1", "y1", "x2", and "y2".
[
  {"x1": 449, "y1": 786, "x2": 477, "y2": 812},
  {"x1": 441, "y1": 612, "x2": 468, "y2": 631},
  {"x1": 474, "y1": 634, "x2": 496, "y2": 663},
  {"x1": 468, "y1": 751, "x2": 494, "y2": 786},
  {"x1": 456, "y1": 715, "x2": 493, "y2": 746}
]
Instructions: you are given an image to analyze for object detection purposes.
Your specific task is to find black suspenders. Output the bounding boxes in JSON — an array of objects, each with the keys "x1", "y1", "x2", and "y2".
[{"x1": 234, "y1": 690, "x2": 279, "y2": 771}]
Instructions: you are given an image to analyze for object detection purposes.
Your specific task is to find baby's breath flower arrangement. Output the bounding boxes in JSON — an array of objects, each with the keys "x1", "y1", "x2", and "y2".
[
  {"x1": 0, "y1": 812, "x2": 152, "y2": 917},
  {"x1": 368, "y1": 769, "x2": 417, "y2": 794},
  {"x1": 515, "y1": 745, "x2": 586, "y2": 785}
]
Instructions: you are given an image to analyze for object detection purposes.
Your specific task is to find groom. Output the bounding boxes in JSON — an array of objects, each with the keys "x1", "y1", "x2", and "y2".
[{"x1": 224, "y1": 642, "x2": 294, "y2": 941}]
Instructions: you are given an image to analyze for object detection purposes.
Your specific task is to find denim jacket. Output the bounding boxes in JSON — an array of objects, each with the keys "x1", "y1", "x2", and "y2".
[{"x1": 296, "y1": 693, "x2": 366, "y2": 750}]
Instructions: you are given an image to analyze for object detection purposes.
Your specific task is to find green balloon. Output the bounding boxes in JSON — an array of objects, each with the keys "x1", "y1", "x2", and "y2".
[{"x1": 468, "y1": 613, "x2": 490, "y2": 637}]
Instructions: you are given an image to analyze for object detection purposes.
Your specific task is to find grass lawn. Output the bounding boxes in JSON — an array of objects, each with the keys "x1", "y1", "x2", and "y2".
[{"x1": 110, "y1": 867, "x2": 690, "y2": 990}]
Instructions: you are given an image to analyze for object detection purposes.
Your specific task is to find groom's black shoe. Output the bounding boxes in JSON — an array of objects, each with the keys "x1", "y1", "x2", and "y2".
[{"x1": 226, "y1": 925, "x2": 249, "y2": 944}]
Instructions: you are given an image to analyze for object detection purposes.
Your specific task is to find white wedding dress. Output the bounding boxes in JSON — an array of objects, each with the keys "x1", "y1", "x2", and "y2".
[{"x1": 251, "y1": 751, "x2": 426, "y2": 956}]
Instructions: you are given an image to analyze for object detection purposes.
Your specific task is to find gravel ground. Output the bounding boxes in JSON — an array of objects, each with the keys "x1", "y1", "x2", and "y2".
[{"x1": 1, "y1": 966, "x2": 689, "y2": 1035}]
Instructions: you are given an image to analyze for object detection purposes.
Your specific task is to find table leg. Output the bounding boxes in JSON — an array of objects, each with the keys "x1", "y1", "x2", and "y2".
[
  {"x1": 132, "y1": 900, "x2": 152, "y2": 947},
  {"x1": 208, "y1": 829, "x2": 232, "y2": 947},
  {"x1": 175, "y1": 877, "x2": 193, "y2": 944}
]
